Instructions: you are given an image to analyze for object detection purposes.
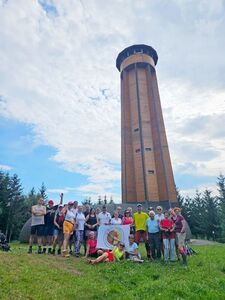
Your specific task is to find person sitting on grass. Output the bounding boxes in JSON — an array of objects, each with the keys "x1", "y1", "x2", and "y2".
[
  {"x1": 126, "y1": 234, "x2": 143, "y2": 263},
  {"x1": 89, "y1": 242, "x2": 126, "y2": 264},
  {"x1": 85, "y1": 231, "x2": 103, "y2": 258}
]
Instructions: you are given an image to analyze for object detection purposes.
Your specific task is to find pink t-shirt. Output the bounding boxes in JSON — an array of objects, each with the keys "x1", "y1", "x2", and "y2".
[{"x1": 88, "y1": 239, "x2": 97, "y2": 254}]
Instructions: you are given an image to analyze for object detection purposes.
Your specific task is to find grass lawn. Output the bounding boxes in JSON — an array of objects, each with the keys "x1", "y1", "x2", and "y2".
[{"x1": 0, "y1": 243, "x2": 225, "y2": 300}]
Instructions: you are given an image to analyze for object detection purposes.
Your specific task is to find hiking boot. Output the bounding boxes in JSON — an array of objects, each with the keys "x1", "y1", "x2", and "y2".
[
  {"x1": 42, "y1": 247, "x2": 46, "y2": 254},
  {"x1": 48, "y1": 248, "x2": 52, "y2": 254},
  {"x1": 62, "y1": 249, "x2": 70, "y2": 257},
  {"x1": 57, "y1": 249, "x2": 61, "y2": 255},
  {"x1": 38, "y1": 247, "x2": 42, "y2": 254},
  {"x1": 52, "y1": 249, "x2": 56, "y2": 255},
  {"x1": 27, "y1": 247, "x2": 32, "y2": 254}
]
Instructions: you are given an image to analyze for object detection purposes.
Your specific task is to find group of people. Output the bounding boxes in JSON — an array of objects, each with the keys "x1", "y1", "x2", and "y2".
[{"x1": 28, "y1": 194, "x2": 188, "y2": 266}]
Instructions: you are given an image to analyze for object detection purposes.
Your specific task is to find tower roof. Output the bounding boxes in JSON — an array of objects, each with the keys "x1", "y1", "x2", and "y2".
[{"x1": 116, "y1": 44, "x2": 158, "y2": 71}]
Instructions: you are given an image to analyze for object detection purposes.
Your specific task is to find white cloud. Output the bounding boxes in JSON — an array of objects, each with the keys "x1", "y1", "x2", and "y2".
[
  {"x1": 0, "y1": 0, "x2": 224, "y2": 197},
  {"x1": 0, "y1": 164, "x2": 12, "y2": 171}
]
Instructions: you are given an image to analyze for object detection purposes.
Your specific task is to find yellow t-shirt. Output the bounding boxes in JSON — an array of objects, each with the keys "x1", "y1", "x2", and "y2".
[
  {"x1": 134, "y1": 212, "x2": 149, "y2": 231},
  {"x1": 114, "y1": 247, "x2": 124, "y2": 260}
]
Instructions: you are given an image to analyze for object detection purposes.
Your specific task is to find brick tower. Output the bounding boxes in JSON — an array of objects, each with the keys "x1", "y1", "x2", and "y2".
[{"x1": 116, "y1": 44, "x2": 177, "y2": 208}]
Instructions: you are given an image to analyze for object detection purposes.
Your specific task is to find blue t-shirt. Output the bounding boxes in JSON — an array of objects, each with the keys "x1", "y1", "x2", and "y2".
[
  {"x1": 127, "y1": 242, "x2": 138, "y2": 255},
  {"x1": 146, "y1": 218, "x2": 159, "y2": 233}
]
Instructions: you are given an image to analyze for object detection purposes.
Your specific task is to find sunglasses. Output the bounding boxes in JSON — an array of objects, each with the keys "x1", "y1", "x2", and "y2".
[{"x1": 120, "y1": 244, "x2": 125, "y2": 247}]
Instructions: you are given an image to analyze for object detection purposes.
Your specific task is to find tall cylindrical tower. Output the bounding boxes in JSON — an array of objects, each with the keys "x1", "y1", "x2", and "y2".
[{"x1": 116, "y1": 44, "x2": 177, "y2": 207}]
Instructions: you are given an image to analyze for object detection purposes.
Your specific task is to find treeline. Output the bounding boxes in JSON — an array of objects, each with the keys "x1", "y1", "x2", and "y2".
[
  {"x1": 177, "y1": 174, "x2": 225, "y2": 242},
  {"x1": 1, "y1": 170, "x2": 225, "y2": 242},
  {"x1": 0, "y1": 170, "x2": 48, "y2": 241}
]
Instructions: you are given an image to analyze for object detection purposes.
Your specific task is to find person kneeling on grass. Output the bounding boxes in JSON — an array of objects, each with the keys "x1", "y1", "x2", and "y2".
[
  {"x1": 126, "y1": 234, "x2": 143, "y2": 263},
  {"x1": 89, "y1": 242, "x2": 125, "y2": 264},
  {"x1": 85, "y1": 231, "x2": 103, "y2": 258}
]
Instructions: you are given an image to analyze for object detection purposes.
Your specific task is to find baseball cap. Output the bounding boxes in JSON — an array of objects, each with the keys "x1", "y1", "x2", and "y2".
[
  {"x1": 48, "y1": 200, "x2": 54, "y2": 205},
  {"x1": 137, "y1": 203, "x2": 142, "y2": 207},
  {"x1": 59, "y1": 204, "x2": 63, "y2": 208},
  {"x1": 68, "y1": 201, "x2": 74, "y2": 206}
]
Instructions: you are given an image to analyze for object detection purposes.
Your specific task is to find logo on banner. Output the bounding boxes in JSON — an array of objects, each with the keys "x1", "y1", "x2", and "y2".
[{"x1": 104, "y1": 227, "x2": 125, "y2": 248}]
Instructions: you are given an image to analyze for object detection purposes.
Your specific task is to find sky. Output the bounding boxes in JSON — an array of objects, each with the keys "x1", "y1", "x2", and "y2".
[{"x1": 0, "y1": 0, "x2": 225, "y2": 204}]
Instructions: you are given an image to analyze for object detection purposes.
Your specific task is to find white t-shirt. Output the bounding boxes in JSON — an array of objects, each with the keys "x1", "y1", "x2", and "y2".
[
  {"x1": 111, "y1": 218, "x2": 122, "y2": 225},
  {"x1": 65, "y1": 209, "x2": 76, "y2": 223},
  {"x1": 76, "y1": 212, "x2": 85, "y2": 230},
  {"x1": 98, "y1": 212, "x2": 112, "y2": 225},
  {"x1": 155, "y1": 213, "x2": 165, "y2": 222},
  {"x1": 31, "y1": 205, "x2": 46, "y2": 226},
  {"x1": 127, "y1": 242, "x2": 138, "y2": 255}
]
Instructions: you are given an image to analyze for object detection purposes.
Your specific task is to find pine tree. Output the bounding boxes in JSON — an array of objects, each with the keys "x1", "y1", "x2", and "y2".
[
  {"x1": 38, "y1": 182, "x2": 48, "y2": 200},
  {"x1": 201, "y1": 189, "x2": 221, "y2": 240}
]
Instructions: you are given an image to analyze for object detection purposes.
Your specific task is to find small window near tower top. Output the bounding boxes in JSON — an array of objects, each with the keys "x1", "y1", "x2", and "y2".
[
  {"x1": 145, "y1": 147, "x2": 152, "y2": 151},
  {"x1": 148, "y1": 170, "x2": 154, "y2": 174},
  {"x1": 135, "y1": 149, "x2": 140, "y2": 153},
  {"x1": 134, "y1": 128, "x2": 139, "y2": 132}
]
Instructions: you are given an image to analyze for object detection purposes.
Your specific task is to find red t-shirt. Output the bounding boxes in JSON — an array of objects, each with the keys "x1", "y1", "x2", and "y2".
[
  {"x1": 122, "y1": 216, "x2": 133, "y2": 225},
  {"x1": 88, "y1": 239, "x2": 97, "y2": 254},
  {"x1": 160, "y1": 219, "x2": 175, "y2": 239}
]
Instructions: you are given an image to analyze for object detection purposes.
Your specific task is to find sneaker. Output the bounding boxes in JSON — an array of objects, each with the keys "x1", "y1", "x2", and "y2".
[
  {"x1": 52, "y1": 249, "x2": 56, "y2": 255},
  {"x1": 57, "y1": 249, "x2": 61, "y2": 255},
  {"x1": 38, "y1": 247, "x2": 42, "y2": 254},
  {"x1": 27, "y1": 247, "x2": 32, "y2": 254},
  {"x1": 48, "y1": 248, "x2": 52, "y2": 254},
  {"x1": 75, "y1": 253, "x2": 80, "y2": 257},
  {"x1": 42, "y1": 247, "x2": 46, "y2": 254}
]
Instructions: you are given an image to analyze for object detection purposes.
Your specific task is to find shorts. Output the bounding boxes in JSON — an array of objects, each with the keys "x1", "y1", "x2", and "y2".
[
  {"x1": 63, "y1": 220, "x2": 74, "y2": 235},
  {"x1": 134, "y1": 230, "x2": 147, "y2": 243},
  {"x1": 31, "y1": 225, "x2": 44, "y2": 236},
  {"x1": 106, "y1": 250, "x2": 114, "y2": 262},
  {"x1": 89, "y1": 252, "x2": 98, "y2": 258},
  {"x1": 43, "y1": 225, "x2": 54, "y2": 237},
  {"x1": 176, "y1": 232, "x2": 186, "y2": 247},
  {"x1": 53, "y1": 228, "x2": 63, "y2": 238}
]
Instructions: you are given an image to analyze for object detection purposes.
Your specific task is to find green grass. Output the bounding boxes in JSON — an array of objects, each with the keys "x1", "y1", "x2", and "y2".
[{"x1": 0, "y1": 243, "x2": 225, "y2": 300}]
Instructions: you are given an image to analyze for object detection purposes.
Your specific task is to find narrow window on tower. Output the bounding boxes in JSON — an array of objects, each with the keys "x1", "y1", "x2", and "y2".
[
  {"x1": 145, "y1": 147, "x2": 152, "y2": 151},
  {"x1": 135, "y1": 149, "x2": 140, "y2": 153},
  {"x1": 148, "y1": 170, "x2": 154, "y2": 174},
  {"x1": 134, "y1": 128, "x2": 139, "y2": 132}
]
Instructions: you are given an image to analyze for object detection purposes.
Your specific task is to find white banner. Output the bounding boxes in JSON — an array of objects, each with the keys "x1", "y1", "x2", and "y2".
[{"x1": 97, "y1": 225, "x2": 130, "y2": 250}]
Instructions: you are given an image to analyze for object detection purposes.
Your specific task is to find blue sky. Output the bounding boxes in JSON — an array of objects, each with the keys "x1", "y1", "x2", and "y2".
[{"x1": 0, "y1": 0, "x2": 225, "y2": 203}]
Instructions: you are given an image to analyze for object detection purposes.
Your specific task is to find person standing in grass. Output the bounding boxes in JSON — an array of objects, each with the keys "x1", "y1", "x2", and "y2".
[
  {"x1": 146, "y1": 210, "x2": 161, "y2": 260},
  {"x1": 111, "y1": 211, "x2": 122, "y2": 225},
  {"x1": 74, "y1": 205, "x2": 86, "y2": 257},
  {"x1": 85, "y1": 208, "x2": 98, "y2": 238},
  {"x1": 133, "y1": 204, "x2": 150, "y2": 258},
  {"x1": 97, "y1": 205, "x2": 111, "y2": 225},
  {"x1": 62, "y1": 201, "x2": 76, "y2": 257},
  {"x1": 122, "y1": 210, "x2": 134, "y2": 233},
  {"x1": 52, "y1": 204, "x2": 64, "y2": 255},
  {"x1": 28, "y1": 198, "x2": 46, "y2": 254},
  {"x1": 89, "y1": 242, "x2": 126, "y2": 264},
  {"x1": 173, "y1": 207, "x2": 187, "y2": 266},
  {"x1": 160, "y1": 210, "x2": 176, "y2": 263}
]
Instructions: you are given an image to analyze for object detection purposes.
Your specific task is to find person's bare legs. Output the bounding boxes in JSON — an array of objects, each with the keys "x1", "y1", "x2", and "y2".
[
  {"x1": 91, "y1": 252, "x2": 109, "y2": 264},
  {"x1": 62, "y1": 233, "x2": 70, "y2": 256}
]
